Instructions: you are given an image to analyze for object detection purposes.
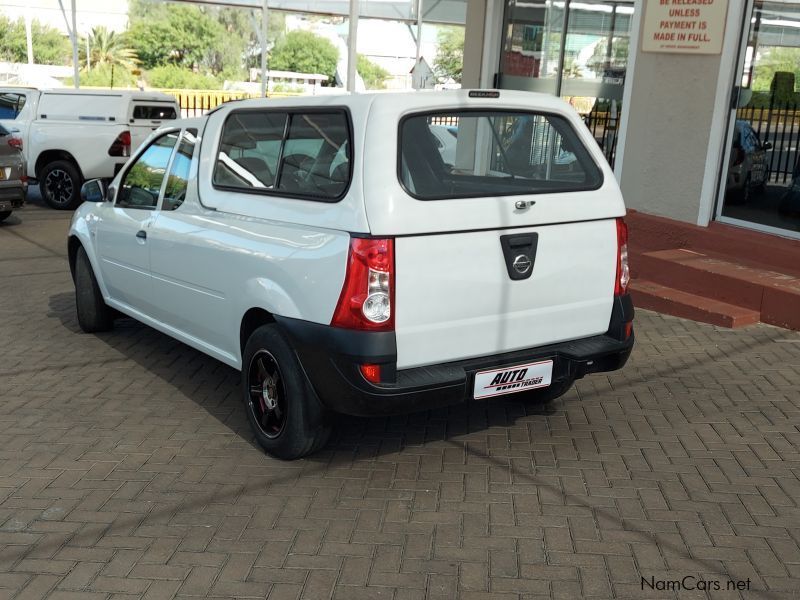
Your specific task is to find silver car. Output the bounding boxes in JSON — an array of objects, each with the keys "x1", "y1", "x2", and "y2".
[{"x1": 0, "y1": 123, "x2": 26, "y2": 222}]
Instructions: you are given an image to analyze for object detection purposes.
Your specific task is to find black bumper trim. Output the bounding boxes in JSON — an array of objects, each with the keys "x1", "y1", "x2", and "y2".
[{"x1": 275, "y1": 312, "x2": 634, "y2": 418}]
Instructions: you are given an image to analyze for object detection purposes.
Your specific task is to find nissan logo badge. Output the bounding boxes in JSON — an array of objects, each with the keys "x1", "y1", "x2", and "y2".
[{"x1": 512, "y1": 254, "x2": 532, "y2": 274}]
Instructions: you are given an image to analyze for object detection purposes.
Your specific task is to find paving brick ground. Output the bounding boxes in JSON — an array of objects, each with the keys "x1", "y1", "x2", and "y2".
[{"x1": 1, "y1": 196, "x2": 800, "y2": 599}]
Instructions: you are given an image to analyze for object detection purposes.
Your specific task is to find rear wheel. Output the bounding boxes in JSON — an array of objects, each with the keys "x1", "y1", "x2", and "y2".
[
  {"x1": 242, "y1": 324, "x2": 330, "y2": 460},
  {"x1": 41, "y1": 160, "x2": 83, "y2": 210},
  {"x1": 0, "y1": 211, "x2": 11, "y2": 222},
  {"x1": 74, "y1": 246, "x2": 114, "y2": 333}
]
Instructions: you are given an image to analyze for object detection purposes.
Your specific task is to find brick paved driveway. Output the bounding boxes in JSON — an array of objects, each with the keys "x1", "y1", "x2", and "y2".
[{"x1": 1, "y1": 197, "x2": 799, "y2": 600}]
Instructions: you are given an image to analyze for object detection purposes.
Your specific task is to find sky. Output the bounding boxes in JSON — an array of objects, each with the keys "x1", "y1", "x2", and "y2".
[{"x1": 0, "y1": 0, "x2": 129, "y2": 34}]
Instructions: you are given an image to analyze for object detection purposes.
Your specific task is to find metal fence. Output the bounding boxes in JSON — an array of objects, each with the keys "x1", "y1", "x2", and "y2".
[
  {"x1": 163, "y1": 90, "x2": 256, "y2": 118},
  {"x1": 583, "y1": 107, "x2": 620, "y2": 168},
  {"x1": 737, "y1": 101, "x2": 800, "y2": 184}
]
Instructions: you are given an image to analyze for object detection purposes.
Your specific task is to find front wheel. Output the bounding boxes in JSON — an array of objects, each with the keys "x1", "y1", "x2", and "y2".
[
  {"x1": 74, "y1": 246, "x2": 114, "y2": 333},
  {"x1": 0, "y1": 211, "x2": 11, "y2": 222},
  {"x1": 41, "y1": 160, "x2": 83, "y2": 210},
  {"x1": 242, "y1": 324, "x2": 330, "y2": 460}
]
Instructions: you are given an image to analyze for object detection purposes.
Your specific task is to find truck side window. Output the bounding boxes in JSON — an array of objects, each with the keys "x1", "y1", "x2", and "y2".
[
  {"x1": 0, "y1": 93, "x2": 26, "y2": 120},
  {"x1": 276, "y1": 112, "x2": 350, "y2": 199},
  {"x1": 162, "y1": 129, "x2": 198, "y2": 211},
  {"x1": 117, "y1": 132, "x2": 179, "y2": 209},
  {"x1": 213, "y1": 108, "x2": 351, "y2": 201},
  {"x1": 214, "y1": 111, "x2": 288, "y2": 190}
]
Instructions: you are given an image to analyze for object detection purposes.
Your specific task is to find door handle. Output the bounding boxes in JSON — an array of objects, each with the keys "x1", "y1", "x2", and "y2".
[{"x1": 136, "y1": 230, "x2": 147, "y2": 240}]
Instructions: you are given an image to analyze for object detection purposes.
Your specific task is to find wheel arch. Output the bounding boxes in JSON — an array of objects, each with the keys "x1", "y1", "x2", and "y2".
[
  {"x1": 240, "y1": 308, "x2": 276, "y2": 359},
  {"x1": 35, "y1": 150, "x2": 83, "y2": 180},
  {"x1": 67, "y1": 235, "x2": 82, "y2": 282}
]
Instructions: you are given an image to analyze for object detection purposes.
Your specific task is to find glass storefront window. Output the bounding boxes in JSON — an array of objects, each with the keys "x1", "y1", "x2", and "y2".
[
  {"x1": 718, "y1": 0, "x2": 800, "y2": 236},
  {"x1": 500, "y1": 0, "x2": 566, "y2": 95},
  {"x1": 498, "y1": 0, "x2": 634, "y2": 167}
]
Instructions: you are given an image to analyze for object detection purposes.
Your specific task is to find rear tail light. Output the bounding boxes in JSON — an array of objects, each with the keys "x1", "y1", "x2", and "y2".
[
  {"x1": 331, "y1": 238, "x2": 394, "y2": 331},
  {"x1": 108, "y1": 131, "x2": 131, "y2": 157},
  {"x1": 7, "y1": 136, "x2": 22, "y2": 150},
  {"x1": 615, "y1": 218, "x2": 629, "y2": 296}
]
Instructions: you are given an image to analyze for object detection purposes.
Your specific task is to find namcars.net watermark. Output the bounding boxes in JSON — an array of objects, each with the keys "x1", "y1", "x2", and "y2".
[{"x1": 642, "y1": 576, "x2": 752, "y2": 593}]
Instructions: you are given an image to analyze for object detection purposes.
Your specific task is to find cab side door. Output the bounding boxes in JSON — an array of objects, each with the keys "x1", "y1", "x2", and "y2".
[{"x1": 95, "y1": 130, "x2": 180, "y2": 317}]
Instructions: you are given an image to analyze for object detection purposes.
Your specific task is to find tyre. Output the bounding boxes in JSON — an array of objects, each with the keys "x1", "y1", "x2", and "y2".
[
  {"x1": 0, "y1": 211, "x2": 11, "y2": 222},
  {"x1": 242, "y1": 324, "x2": 331, "y2": 460},
  {"x1": 74, "y1": 246, "x2": 114, "y2": 333},
  {"x1": 40, "y1": 160, "x2": 83, "y2": 210},
  {"x1": 521, "y1": 379, "x2": 573, "y2": 405}
]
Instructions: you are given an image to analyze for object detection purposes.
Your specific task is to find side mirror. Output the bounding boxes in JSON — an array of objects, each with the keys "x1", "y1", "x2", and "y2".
[
  {"x1": 81, "y1": 179, "x2": 107, "y2": 203},
  {"x1": 763, "y1": 141, "x2": 773, "y2": 150}
]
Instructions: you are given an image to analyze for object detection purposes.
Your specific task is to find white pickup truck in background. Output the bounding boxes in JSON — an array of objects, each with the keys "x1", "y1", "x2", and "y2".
[{"x1": 0, "y1": 88, "x2": 180, "y2": 209}]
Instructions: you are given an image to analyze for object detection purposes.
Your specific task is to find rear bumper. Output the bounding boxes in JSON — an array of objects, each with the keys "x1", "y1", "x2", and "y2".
[
  {"x1": 0, "y1": 180, "x2": 26, "y2": 210},
  {"x1": 276, "y1": 294, "x2": 634, "y2": 417}
]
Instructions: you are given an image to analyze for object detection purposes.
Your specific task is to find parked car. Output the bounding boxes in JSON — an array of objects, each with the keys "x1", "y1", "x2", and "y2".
[
  {"x1": 0, "y1": 87, "x2": 179, "y2": 210},
  {"x1": 0, "y1": 123, "x2": 26, "y2": 222},
  {"x1": 726, "y1": 119, "x2": 771, "y2": 202},
  {"x1": 68, "y1": 90, "x2": 634, "y2": 459}
]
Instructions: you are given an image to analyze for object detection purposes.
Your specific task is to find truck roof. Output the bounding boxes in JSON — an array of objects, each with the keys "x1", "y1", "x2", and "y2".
[
  {"x1": 218, "y1": 89, "x2": 577, "y2": 117},
  {"x1": 38, "y1": 89, "x2": 177, "y2": 102}
]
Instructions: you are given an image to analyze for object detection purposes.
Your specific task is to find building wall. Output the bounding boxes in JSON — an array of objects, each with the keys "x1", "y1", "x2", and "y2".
[
  {"x1": 618, "y1": 53, "x2": 723, "y2": 222},
  {"x1": 617, "y1": 0, "x2": 748, "y2": 225}
]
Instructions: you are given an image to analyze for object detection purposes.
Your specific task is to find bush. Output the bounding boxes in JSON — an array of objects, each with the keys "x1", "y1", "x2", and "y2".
[{"x1": 146, "y1": 65, "x2": 219, "y2": 89}]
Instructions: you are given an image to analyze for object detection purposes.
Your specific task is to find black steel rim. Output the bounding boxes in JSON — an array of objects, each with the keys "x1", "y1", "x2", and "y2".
[
  {"x1": 44, "y1": 169, "x2": 74, "y2": 206},
  {"x1": 247, "y1": 350, "x2": 287, "y2": 439}
]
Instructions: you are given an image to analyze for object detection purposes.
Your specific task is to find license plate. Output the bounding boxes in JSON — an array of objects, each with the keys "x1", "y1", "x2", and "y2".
[{"x1": 473, "y1": 359, "x2": 553, "y2": 399}]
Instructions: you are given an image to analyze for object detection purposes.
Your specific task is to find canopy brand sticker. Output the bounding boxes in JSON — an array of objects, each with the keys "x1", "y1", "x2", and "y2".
[{"x1": 473, "y1": 360, "x2": 553, "y2": 399}]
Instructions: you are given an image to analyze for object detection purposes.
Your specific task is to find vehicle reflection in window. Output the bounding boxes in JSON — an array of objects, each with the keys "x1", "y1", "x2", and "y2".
[
  {"x1": 726, "y1": 120, "x2": 769, "y2": 204},
  {"x1": 117, "y1": 132, "x2": 179, "y2": 209},
  {"x1": 163, "y1": 129, "x2": 197, "y2": 211}
]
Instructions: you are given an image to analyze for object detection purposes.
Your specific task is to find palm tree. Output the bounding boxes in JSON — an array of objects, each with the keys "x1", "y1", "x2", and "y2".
[{"x1": 80, "y1": 26, "x2": 138, "y2": 72}]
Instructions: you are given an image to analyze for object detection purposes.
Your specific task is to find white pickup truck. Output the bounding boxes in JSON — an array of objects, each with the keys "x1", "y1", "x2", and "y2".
[
  {"x1": 68, "y1": 90, "x2": 634, "y2": 459},
  {"x1": 0, "y1": 88, "x2": 180, "y2": 209}
]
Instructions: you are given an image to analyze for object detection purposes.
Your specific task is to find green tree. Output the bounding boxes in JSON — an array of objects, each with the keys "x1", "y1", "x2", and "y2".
[
  {"x1": 0, "y1": 16, "x2": 71, "y2": 65},
  {"x1": 80, "y1": 26, "x2": 138, "y2": 72},
  {"x1": 434, "y1": 26, "x2": 465, "y2": 84},
  {"x1": 752, "y1": 47, "x2": 800, "y2": 95},
  {"x1": 212, "y1": 8, "x2": 287, "y2": 75},
  {"x1": 127, "y1": 1, "x2": 226, "y2": 71},
  {"x1": 269, "y1": 30, "x2": 339, "y2": 83},
  {"x1": 357, "y1": 54, "x2": 389, "y2": 89}
]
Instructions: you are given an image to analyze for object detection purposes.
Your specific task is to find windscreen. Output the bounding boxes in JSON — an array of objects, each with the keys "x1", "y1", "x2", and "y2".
[{"x1": 399, "y1": 111, "x2": 603, "y2": 200}]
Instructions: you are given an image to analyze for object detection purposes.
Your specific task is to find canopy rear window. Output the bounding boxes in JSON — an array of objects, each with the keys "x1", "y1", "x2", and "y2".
[
  {"x1": 133, "y1": 105, "x2": 178, "y2": 120},
  {"x1": 398, "y1": 110, "x2": 603, "y2": 200}
]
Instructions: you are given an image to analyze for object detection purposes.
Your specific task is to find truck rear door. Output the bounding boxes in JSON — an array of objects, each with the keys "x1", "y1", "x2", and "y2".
[
  {"x1": 129, "y1": 101, "x2": 180, "y2": 152},
  {"x1": 363, "y1": 98, "x2": 626, "y2": 370}
]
